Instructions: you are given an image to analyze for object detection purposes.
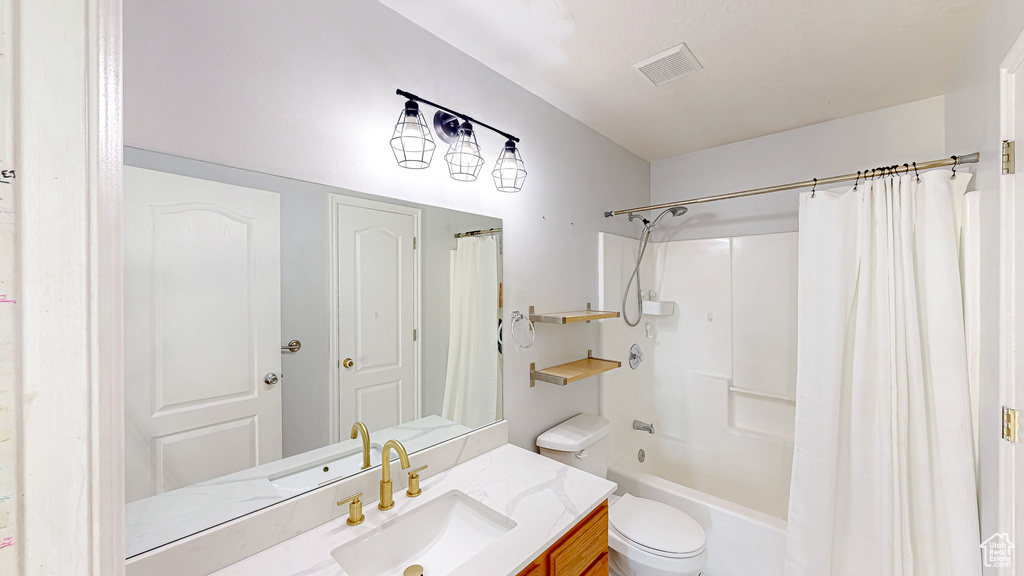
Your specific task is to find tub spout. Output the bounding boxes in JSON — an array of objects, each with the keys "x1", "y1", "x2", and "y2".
[{"x1": 633, "y1": 419, "x2": 655, "y2": 434}]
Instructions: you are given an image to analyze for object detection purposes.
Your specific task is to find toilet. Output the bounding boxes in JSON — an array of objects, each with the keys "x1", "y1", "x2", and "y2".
[{"x1": 537, "y1": 413, "x2": 707, "y2": 576}]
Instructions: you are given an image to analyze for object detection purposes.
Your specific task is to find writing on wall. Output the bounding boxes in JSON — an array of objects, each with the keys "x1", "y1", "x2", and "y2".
[{"x1": 0, "y1": 0, "x2": 18, "y2": 572}]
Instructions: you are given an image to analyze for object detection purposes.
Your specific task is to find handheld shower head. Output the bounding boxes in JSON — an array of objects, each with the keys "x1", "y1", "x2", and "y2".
[
  {"x1": 650, "y1": 206, "x2": 687, "y2": 228},
  {"x1": 621, "y1": 205, "x2": 687, "y2": 327}
]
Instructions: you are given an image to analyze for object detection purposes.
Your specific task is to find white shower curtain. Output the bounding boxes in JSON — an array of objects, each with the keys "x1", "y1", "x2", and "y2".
[
  {"x1": 784, "y1": 170, "x2": 981, "y2": 576},
  {"x1": 442, "y1": 235, "x2": 499, "y2": 429}
]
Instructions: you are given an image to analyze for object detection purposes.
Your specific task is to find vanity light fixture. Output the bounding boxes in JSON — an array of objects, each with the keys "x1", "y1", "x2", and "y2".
[
  {"x1": 392, "y1": 89, "x2": 525, "y2": 192},
  {"x1": 389, "y1": 99, "x2": 436, "y2": 169}
]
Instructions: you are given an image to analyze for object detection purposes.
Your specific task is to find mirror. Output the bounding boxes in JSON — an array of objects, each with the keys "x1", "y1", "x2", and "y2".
[{"x1": 123, "y1": 149, "x2": 503, "y2": 557}]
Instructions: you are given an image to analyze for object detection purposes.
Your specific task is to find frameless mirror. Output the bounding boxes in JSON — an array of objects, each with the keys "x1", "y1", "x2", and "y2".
[{"x1": 123, "y1": 149, "x2": 503, "y2": 557}]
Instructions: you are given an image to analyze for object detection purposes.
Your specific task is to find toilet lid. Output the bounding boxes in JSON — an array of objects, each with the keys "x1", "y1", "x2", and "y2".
[{"x1": 610, "y1": 494, "x2": 706, "y2": 556}]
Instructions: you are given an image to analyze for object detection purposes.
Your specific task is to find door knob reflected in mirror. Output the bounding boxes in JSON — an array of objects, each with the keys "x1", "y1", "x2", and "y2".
[
  {"x1": 264, "y1": 373, "x2": 279, "y2": 386},
  {"x1": 343, "y1": 358, "x2": 354, "y2": 369}
]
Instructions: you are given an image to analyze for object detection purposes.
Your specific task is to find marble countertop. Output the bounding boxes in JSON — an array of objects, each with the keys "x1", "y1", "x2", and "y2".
[
  {"x1": 127, "y1": 415, "x2": 472, "y2": 558},
  {"x1": 211, "y1": 443, "x2": 617, "y2": 576}
]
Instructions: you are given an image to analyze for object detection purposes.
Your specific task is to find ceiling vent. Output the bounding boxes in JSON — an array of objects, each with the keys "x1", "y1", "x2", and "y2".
[{"x1": 632, "y1": 43, "x2": 702, "y2": 86}]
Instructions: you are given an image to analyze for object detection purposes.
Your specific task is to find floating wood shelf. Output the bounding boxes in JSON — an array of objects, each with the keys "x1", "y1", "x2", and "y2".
[
  {"x1": 530, "y1": 350, "x2": 621, "y2": 387},
  {"x1": 529, "y1": 303, "x2": 620, "y2": 324}
]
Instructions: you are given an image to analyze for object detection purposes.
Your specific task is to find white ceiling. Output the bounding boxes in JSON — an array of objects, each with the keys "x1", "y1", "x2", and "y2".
[{"x1": 380, "y1": 0, "x2": 986, "y2": 161}]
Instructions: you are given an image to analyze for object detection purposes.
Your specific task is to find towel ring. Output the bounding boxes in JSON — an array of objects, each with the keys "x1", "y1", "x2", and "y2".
[{"x1": 509, "y1": 310, "x2": 535, "y2": 349}]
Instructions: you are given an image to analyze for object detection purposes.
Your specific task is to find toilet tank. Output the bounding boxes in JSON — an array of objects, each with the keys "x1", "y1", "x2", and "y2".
[{"x1": 536, "y1": 413, "x2": 611, "y2": 478}]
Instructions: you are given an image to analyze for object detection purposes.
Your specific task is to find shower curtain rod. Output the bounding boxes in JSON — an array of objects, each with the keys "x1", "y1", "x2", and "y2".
[
  {"x1": 604, "y1": 152, "x2": 981, "y2": 218},
  {"x1": 454, "y1": 227, "x2": 502, "y2": 238}
]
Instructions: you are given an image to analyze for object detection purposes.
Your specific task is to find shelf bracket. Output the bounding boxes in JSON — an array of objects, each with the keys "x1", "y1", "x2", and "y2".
[{"x1": 530, "y1": 362, "x2": 567, "y2": 387}]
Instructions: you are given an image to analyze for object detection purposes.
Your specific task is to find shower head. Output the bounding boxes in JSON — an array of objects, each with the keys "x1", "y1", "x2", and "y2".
[{"x1": 650, "y1": 206, "x2": 688, "y2": 228}]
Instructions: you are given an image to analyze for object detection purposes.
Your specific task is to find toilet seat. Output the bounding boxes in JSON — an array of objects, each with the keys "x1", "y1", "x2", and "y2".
[{"x1": 610, "y1": 494, "x2": 707, "y2": 559}]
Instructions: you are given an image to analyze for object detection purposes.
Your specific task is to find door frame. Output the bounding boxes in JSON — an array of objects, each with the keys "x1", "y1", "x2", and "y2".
[
  {"x1": 327, "y1": 193, "x2": 422, "y2": 442},
  {"x1": 14, "y1": 0, "x2": 125, "y2": 574},
  {"x1": 997, "y1": 28, "x2": 1024, "y2": 576}
]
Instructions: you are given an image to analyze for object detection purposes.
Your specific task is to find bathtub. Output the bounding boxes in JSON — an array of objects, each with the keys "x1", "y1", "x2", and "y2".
[{"x1": 608, "y1": 454, "x2": 787, "y2": 576}]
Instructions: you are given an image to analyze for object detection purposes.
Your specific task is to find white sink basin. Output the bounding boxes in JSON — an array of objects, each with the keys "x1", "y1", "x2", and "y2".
[
  {"x1": 269, "y1": 445, "x2": 383, "y2": 496},
  {"x1": 331, "y1": 490, "x2": 516, "y2": 576}
]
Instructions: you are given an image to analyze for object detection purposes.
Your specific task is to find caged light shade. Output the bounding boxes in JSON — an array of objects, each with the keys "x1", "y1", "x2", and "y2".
[
  {"x1": 390, "y1": 100, "x2": 436, "y2": 169},
  {"x1": 491, "y1": 140, "x2": 527, "y2": 193},
  {"x1": 444, "y1": 122, "x2": 485, "y2": 182}
]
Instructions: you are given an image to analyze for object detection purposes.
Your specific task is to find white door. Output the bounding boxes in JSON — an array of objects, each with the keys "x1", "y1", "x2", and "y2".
[
  {"x1": 124, "y1": 166, "x2": 282, "y2": 502},
  {"x1": 333, "y1": 197, "x2": 418, "y2": 436},
  {"x1": 999, "y1": 34, "x2": 1024, "y2": 576}
]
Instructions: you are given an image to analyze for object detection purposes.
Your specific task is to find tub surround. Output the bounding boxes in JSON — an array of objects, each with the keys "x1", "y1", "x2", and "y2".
[
  {"x1": 127, "y1": 421, "x2": 508, "y2": 576},
  {"x1": 211, "y1": 443, "x2": 616, "y2": 576},
  {"x1": 127, "y1": 415, "x2": 472, "y2": 558}
]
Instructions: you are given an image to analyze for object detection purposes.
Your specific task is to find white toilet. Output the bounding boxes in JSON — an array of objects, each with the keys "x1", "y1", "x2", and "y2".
[{"x1": 537, "y1": 413, "x2": 707, "y2": 576}]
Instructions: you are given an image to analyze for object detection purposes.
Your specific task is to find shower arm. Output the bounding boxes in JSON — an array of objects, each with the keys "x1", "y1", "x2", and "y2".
[{"x1": 604, "y1": 153, "x2": 980, "y2": 218}]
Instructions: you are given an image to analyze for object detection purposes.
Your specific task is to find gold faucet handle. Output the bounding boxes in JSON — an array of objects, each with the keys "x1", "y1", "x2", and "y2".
[
  {"x1": 336, "y1": 492, "x2": 365, "y2": 526},
  {"x1": 406, "y1": 465, "x2": 428, "y2": 497}
]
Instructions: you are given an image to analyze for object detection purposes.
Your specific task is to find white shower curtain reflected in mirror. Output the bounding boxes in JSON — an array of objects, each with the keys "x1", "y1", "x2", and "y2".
[
  {"x1": 442, "y1": 235, "x2": 500, "y2": 429},
  {"x1": 785, "y1": 171, "x2": 982, "y2": 576}
]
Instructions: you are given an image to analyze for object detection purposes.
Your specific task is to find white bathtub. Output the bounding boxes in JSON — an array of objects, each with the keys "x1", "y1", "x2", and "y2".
[{"x1": 608, "y1": 456, "x2": 787, "y2": 576}]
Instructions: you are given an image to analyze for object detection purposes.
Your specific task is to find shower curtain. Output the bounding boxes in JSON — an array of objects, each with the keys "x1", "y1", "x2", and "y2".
[
  {"x1": 784, "y1": 171, "x2": 981, "y2": 576},
  {"x1": 442, "y1": 235, "x2": 499, "y2": 429}
]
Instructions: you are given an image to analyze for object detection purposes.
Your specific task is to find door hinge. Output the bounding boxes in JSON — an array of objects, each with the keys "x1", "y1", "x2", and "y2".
[
  {"x1": 1003, "y1": 140, "x2": 1016, "y2": 175},
  {"x1": 1003, "y1": 406, "x2": 1018, "y2": 442},
  {"x1": 413, "y1": 329, "x2": 417, "y2": 341},
  {"x1": 413, "y1": 237, "x2": 417, "y2": 249}
]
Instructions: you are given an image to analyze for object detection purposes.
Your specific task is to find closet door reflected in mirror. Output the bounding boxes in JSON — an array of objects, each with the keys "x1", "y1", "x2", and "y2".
[
  {"x1": 123, "y1": 149, "x2": 503, "y2": 558},
  {"x1": 332, "y1": 197, "x2": 417, "y2": 435}
]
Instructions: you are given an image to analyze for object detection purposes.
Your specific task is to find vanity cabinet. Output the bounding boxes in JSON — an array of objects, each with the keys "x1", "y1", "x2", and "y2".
[{"x1": 517, "y1": 500, "x2": 609, "y2": 576}]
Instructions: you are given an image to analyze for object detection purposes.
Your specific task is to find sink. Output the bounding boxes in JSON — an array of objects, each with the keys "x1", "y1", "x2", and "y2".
[
  {"x1": 269, "y1": 444, "x2": 384, "y2": 496},
  {"x1": 331, "y1": 490, "x2": 516, "y2": 576}
]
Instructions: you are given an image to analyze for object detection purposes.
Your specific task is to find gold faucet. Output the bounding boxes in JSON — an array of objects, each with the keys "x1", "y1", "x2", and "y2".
[
  {"x1": 350, "y1": 421, "x2": 371, "y2": 470},
  {"x1": 378, "y1": 439, "x2": 411, "y2": 511}
]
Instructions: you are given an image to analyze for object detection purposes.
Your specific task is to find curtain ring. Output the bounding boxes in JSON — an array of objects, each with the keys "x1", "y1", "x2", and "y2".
[
  {"x1": 950, "y1": 155, "x2": 958, "y2": 180},
  {"x1": 902, "y1": 163, "x2": 910, "y2": 176},
  {"x1": 811, "y1": 177, "x2": 817, "y2": 198},
  {"x1": 913, "y1": 162, "x2": 920, "y2": 182},
  {"x1": 854, "y1": 170, "x2": 861, "y2": 191}
]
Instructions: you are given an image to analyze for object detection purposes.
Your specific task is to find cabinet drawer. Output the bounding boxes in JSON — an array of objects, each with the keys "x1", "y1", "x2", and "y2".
[
  {"x1": 548, "y1": 503, "x2": 608, "y2": 576},
  {"x1": 582, "y1": 553, "x2": 609, "y2": 576}
]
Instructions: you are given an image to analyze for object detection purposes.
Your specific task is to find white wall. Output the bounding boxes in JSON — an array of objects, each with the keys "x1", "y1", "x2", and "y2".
[
  {"x1": 649, "y1": 96, "x2": 946, "y2": 241},
  {"x1": 944, "y1": 2, "x2": 1024, "y2": 568},
  {"x1": 124, "y1": 0, "x2": 650, "y2": 450}
]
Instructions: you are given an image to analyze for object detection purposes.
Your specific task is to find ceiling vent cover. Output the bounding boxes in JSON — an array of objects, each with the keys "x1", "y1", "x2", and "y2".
[{"x1": 632, "y1": 43, "x2": 702, "y2": 86}]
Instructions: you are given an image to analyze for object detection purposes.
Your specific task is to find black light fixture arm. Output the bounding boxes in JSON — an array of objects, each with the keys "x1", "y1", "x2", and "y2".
[{"x1": 396, "y1": 89, "x2": 520, "y2": 143}]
